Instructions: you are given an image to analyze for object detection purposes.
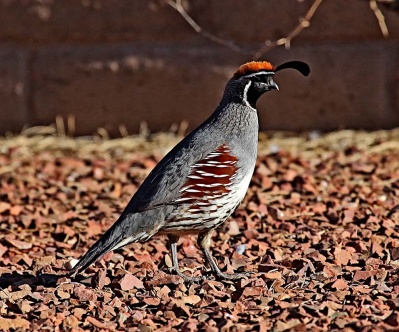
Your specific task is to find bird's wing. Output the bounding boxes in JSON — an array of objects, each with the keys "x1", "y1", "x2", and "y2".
[
  {"x1": 134, "y1": 143, "x2": 239, "y2": 213},
  {"x1": 126, "y1": 136, "x2": 220, "y2": 213}
]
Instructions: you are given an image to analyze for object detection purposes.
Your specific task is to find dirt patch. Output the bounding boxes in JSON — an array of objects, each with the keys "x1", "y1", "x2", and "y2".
[{"x1": 1, "y1": 129, "x2": 399, "y2": 331}]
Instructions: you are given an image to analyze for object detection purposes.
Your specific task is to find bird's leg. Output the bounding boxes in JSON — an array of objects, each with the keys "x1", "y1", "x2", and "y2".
[
  {"x1": 168, "y1": 234, "x2": 203, "y2": 283},
  {"x1": 198, "y1": 229, "x2": 251, "y2": 280}
]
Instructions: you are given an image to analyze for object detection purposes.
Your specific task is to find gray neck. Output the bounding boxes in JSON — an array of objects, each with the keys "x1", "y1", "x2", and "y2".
[
  {"x1": 211, "y1": 80, "x2": 258, "y2": 135},
  {"x1": 219, "y1": 79, "x2": 254, "y2": 110}
]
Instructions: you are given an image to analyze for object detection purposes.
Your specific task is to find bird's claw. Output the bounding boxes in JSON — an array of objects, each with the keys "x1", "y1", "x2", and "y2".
[
  {"x1": 171, "y1": 268, "x2": 206, "y2": 283},
  {"x1": 179, "y1": 273, "x2": 206, "y2": 283},
  {"x1": 214, "y1": 270, "x2": 254, "y2": 280}
]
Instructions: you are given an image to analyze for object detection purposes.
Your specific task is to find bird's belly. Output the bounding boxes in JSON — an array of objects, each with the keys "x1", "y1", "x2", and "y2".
[
  {"x1": 163, "y1": 198, "x2": 238, "y2": 234},
  {"x1": 161, "y1": 170, "x2": 253, "y2": 235}
]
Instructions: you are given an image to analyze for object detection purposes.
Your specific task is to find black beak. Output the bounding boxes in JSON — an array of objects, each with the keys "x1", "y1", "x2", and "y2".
[{"x1": 275, "y1": 61, "x2": 310, "y2": 76}]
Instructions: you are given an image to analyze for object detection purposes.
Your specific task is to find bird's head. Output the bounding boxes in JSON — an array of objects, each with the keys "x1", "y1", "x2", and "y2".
[{"x1": 230, "y1": 60, "x2": 310, "y2": 109}]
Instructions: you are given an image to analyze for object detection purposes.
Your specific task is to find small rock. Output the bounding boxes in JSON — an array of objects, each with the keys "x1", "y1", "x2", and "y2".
[
  {"x1": 236, "y1": 244, "x2": 246, "y2": 255},
  {"x1": 92, "y1": 269, "x2": 107, "y2": 289},
  {"x1": 65, "y1": 258, "x2": 79, "y2": 270},
  {"x1": 118, "y1": 273, "x2": 144, "y2": 291}
]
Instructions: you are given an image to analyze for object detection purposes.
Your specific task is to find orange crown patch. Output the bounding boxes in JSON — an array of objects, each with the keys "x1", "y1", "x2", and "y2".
[{"x1": 234, "y1": 61, "x2": 275, "y2": 78}]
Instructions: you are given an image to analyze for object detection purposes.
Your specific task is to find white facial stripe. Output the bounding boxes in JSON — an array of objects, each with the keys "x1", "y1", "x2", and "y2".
[
  {"x1": 241, "y1": 71, "x2": 274, "y2": 79},
  {"x1": 243, "y1": 80, "x2": 255, "y2": 110}
]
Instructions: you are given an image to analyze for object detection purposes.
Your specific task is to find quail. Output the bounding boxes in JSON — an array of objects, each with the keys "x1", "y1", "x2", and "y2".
[{"x1": 69, "y1": 60, "x2": 310, "y2": 281}]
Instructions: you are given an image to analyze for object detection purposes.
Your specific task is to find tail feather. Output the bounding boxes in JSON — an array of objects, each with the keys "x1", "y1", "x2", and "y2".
[
  {"x1": 68, "y1": 222, "x2": 124, "y2": 277},
  {"x1": 69, "y1": 208, "x2": 166, "y2": 277}
]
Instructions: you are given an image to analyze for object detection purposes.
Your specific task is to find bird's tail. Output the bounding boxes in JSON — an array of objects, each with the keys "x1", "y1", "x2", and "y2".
[
  {"x1": 68, "y1": 220, "x2": 127, "y2": 277},
  {"x1": 68, "y1": 208, "x2": 162, "y2": 277}
]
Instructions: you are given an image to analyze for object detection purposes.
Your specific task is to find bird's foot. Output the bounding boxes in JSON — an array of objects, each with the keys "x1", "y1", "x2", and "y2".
[
  {"x1": 214, "y1": 270, "x2": 253, "y2": 280},
  {"x1": 173, "y1": 268, "x2": 206, "y2": 283},
  {"x1": 201, "y1": 247, "x2": 254, "y2": 281}
]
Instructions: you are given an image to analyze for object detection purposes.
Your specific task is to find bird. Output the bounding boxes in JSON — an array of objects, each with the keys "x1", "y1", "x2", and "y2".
[{"x1": 69, "y1": 60, "x2": 310, "y2": 282}]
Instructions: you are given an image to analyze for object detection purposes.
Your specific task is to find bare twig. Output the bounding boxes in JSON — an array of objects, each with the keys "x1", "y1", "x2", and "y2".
[
  {"x1": 165, "y1": 0, "x2": 393, "y2": 60},
  {"x1": 67, "y1": 114, "x2": 76, "y2": 137},
  {"x1": 369, "y1": 0, "x2": 389, "y2": 37},
  {"x1": 164, "y1": 0, "x2": 243, "y2": 53},
  {"x1": 119, "y1": 124, "x2": 129, "y2": 137},
  {"x1": 55, "y1": 115, "x2": 66, "y2": 136},
  {"x1": 253, "y1": 0, "x2": 324, "y2": 59},
  {"x1": 165, "y1": 0, "x2": 324, "y2": 59}
]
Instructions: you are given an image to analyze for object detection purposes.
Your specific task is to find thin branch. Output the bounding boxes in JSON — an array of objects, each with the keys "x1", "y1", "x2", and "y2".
[
  {"x1": 253, "y1": 0, "x2": 324, "y2": 59},
  {"x1": 165, "y1": 0, "x2": 323, "y2": 59},
  {"x1": 369, "y1": 0, "x2": 389, "y2": 37},
  {"x1": 165, "y1": 0, "x2": 243, "y2": 53}
]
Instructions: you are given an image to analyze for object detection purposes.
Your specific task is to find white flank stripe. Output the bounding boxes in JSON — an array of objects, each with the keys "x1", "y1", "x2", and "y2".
[
  {"x1": 179, "y1": 185, "x2": 192, "y2": 192},
  {"x1": 187, "y1": 175, "x2": 203, "y2": 180},
  {"x1": 186, "y1": 189, "x2": 201, "y2": 193},
  {"x1": 188, "y1": 209, "x2": 202, "y2": 213},
  {"x1": 175, "y1": 197, "x2": 195, "y2": 202},
  {"x1": 203, "y1": 194, "x2": 226, "y2": 200},
  {"x1": 197, "y1": 171, "x2": 216, "y2": 177},
  {"x1": 192, "y1": 163, "x2": 209, "y2": 168},
  {"x1": 197, "y1": 183, "x2": 224, "y2": 188}
]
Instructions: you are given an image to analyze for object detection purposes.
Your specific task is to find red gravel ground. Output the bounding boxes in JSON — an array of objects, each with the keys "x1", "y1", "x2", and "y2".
[{"x1": 1, "y1": 129, "x2": 399, "y2": 331}]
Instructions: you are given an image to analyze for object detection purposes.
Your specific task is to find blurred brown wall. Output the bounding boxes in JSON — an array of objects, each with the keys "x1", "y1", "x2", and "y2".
[{"x1": 0, "y1": 0, "x2": 398, "y2": 136}]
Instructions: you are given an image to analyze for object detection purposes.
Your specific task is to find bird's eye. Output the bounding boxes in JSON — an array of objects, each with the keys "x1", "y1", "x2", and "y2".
[{"x1": 252, "y1": 74, "x2": 268, "y2": 82}]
